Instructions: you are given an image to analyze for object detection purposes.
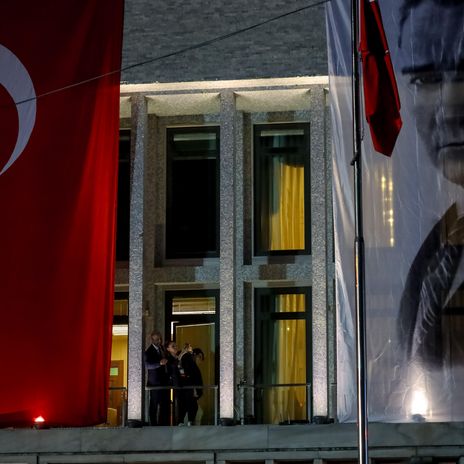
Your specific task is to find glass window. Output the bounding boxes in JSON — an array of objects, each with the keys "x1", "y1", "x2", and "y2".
[
  {"x1": 254, "y1": 287, "x2": 311, "y2": 424},
  {"x1": 166, "y1": 127, "x2": 219, "y2": 259},
  {"x1": 172, "y1": 296, "x2": 216, "y2": 315},
  {"x1": 254, "y1": 123, "x2": 310, "y2": 255},
  {"x1": 116, "y1": 129, "x2": 131, "y2": 262}
]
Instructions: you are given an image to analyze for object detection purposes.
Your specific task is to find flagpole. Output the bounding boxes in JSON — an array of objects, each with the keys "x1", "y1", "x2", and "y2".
[{"x1": 350, "y1": 0, "x2": 369, "y2": 463}]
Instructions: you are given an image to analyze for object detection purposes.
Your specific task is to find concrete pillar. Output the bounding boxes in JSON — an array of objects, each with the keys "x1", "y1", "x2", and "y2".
[
  {"x1": 310, "y1": 85, "x2": 329, "y2": 417},
  {"x1": 127, "y1": 94, "x2": 147, "y2": 421},
  {"x1": 219, "y1": 91, "x2": 237, "y2": 419}
]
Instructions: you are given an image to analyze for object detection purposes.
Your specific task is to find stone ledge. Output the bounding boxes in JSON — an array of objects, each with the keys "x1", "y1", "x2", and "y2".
[{"x1": 0, "y1": 423, "x2": 464, "y2": 456}]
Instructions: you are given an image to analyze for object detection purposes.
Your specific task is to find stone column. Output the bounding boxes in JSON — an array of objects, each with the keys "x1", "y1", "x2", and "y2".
[
  {"x1": 310, "y1": 85, "x2": 329, "y2": 417},
  {"x1": 324, "y1": 88, "x2": 337, "y2": 420},
  {"x1": 219, "y1": 91, "x2": 237, "y2": 419},
  {"x1": 127, "y1": 94, "x2": 147, "y2": 422}
]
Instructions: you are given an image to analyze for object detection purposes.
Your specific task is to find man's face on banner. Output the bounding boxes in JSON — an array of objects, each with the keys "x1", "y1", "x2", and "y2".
[{"x1": 400, "y1": 0, "x2": 464, "y2": 185}]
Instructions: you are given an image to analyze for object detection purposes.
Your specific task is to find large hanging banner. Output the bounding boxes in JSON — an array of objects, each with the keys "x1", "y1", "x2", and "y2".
[
  {"x1": 0, "y1": 1, "x2": 124, "y2": 426},
  {"x1": 327, "y1": 0, "x2": 464, "y2": 421}
]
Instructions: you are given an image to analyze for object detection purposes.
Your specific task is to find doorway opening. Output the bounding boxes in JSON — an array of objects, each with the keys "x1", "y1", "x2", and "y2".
[
  {"x1": 107, "y1": 292, "x2": 128, "y2": 427},
  {"x1": 165, "y1": 290, "x2": 219, "y2": 425}
]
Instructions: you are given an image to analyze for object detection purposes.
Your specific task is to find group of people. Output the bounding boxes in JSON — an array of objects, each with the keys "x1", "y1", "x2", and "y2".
[{"x1": 145, "y1": 330, "x2": 204, "y2": 426}]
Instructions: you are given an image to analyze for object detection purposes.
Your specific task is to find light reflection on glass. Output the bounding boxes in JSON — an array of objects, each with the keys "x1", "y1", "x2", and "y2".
[{"x1": 379, "y1": 166, "x2": 395, "y2": 247}]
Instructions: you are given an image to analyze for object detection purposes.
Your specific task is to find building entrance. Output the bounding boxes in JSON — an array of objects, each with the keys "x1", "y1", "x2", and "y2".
[{"x1": 165, "y1": 290, "x2": 219, "y2": 425}]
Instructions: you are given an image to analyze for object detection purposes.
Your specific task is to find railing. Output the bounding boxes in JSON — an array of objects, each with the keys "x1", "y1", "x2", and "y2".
[
  {"x1": 237, "y1": 382, "x2": 312, "y2": 425},
  {"x1": 106, "y1": 383, "x2": 311, "y2": 427},
  {"x1": 145, "y1": 385, "x2": 219, "y2": 426}
]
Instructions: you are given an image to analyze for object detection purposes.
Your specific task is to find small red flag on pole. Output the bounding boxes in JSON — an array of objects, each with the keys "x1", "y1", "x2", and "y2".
[{"x1": 360, "y1": 0, "x2": 402, "y2": 156}]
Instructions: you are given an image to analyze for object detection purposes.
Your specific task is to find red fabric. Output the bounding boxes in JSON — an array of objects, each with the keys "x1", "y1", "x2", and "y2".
[
  {"x1": 360, "y1": 0, "x2": 402, "y2": 156},
  {"x1": 0, "y1": 1, "x2": 123, "y2": 427}
]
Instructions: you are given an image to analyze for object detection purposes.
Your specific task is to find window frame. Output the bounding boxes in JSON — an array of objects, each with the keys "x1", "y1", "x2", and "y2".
[
  {"x1": 116, "y1": 129, "x2": 131, "y2": 263},
  {"x1": 253, "y1": 122, "x2": 311, "y2": 257},
  {"x1": 254, "y1": 286, "x2": 313, "y2": 423},
  {"x1": 165, "y1": 126, "x2": 220, "y2": 260}
]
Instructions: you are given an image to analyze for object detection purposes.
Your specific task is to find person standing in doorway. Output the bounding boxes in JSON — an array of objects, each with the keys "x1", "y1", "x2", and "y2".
[
  {"x1": 192, "y1": 348, "x2": 205, "y2": 425},
  {"x1": 144, "y1": 330, "x2": 169, "y2": 425},
  {"x1": 178, "y1": 344, "x2": 203, "y2": 425},
  {"x1": 165, "y1": 340, "x2": 180, "y2": 425}
]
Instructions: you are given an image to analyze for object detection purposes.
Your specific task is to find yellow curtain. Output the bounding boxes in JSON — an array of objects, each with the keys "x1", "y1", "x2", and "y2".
[
  {"x1": 265, "y1": 294, "x2": 307, "y2": 424},
  {"x1": 269, "y1": 159, "x2": 305, "y2": 251}
]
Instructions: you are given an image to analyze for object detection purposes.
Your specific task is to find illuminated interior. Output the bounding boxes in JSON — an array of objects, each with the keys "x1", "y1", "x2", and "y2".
[
  {"x1": 108, "y1": 298, "x2": 128, "y2": 426},
  {"x1": 168, "y1": 294, "x2": 217, "y2": 425}
]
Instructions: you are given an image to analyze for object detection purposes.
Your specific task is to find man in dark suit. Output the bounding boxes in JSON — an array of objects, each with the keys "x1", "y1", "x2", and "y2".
[
  {"x1": 396, "y1": 0, "x2": 464, "y2": 418},
  {"x1": 144, "y1": 330, "x2": 169, "y2": 425},
  {"x1": 399, "y1": 204, "x2": 464, "y2": 366}
]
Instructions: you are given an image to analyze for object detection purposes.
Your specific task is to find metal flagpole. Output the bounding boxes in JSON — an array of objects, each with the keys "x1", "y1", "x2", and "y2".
[{"x1": 350, "y1": 0, "x2": 369, "y2": 463}]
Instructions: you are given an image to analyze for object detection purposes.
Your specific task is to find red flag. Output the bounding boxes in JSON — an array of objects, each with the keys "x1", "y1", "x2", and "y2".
[
  {"x1": 0, "y1": 1, "x2": 123, "y2": 426},
  {"x1": 360, "y1": 0, "x2": 402, "y2": 156}
]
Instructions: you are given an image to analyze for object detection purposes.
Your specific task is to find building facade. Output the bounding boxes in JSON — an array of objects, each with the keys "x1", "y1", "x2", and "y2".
[{"x1": 117, "y1": 76, "x2": 334, "y2": 426}]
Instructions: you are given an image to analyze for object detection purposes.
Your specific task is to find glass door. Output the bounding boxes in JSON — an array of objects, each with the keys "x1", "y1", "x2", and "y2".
[{"x1": 165, "y1": 290, "x2": 219, "y2": 425}]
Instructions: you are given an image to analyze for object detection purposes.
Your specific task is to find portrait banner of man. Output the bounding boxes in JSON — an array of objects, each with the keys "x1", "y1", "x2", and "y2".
[{"x1": 326, "y1": 0, "x2": 464, "y2": 422}]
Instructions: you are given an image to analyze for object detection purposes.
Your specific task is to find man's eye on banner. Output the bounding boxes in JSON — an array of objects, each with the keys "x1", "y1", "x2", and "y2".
[
  {"x1": 398, "y1": 0, "x2": 464, "y2": 187},
  {"x1": 0, "y1": 44, "x2": 36, "y2": 175}
]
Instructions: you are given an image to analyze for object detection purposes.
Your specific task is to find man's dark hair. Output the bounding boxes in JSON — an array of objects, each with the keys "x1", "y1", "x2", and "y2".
[
  {"x1": 164, "y1": 339, "x2": 176, "y2": 349},
  {"x1": 192, "y1": 348, "x2": 204, "y2": 360},
  {"x1": 399, "y1": 0, "x2": 462, "y2": 47}
]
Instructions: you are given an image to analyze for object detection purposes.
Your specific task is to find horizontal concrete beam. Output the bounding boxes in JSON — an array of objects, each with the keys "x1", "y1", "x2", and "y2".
[{"x1": 1, "y1": 423, "x2": 464, "y2": 457}]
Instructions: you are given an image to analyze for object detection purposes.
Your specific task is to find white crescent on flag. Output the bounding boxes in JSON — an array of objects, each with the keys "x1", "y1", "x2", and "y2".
[{"x1": 0, "y1": 44, "x2": 36, "y2": 175}]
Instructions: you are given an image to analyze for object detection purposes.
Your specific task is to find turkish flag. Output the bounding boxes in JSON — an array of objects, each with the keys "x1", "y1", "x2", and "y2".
[
  {"x1": 0, "y1": 2, "x2": 123, "y2": 426},
  {"x1": 360, "y1": 0, "x2": 402, "y2": 156}
]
